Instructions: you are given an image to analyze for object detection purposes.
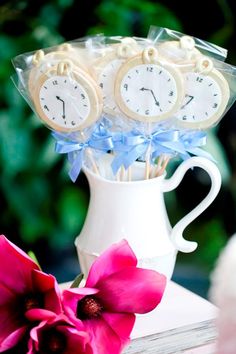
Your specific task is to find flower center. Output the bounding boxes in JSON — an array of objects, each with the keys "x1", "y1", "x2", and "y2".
[
  {"x1": 40, "y1": 329, "x2": 67, "y2": 354},
  {"x1": 23, "y1": 293, "x2": 44, "y2": 312},
  {"x1": 76, "y1": 295, "x2": 103, "y2": 319}
]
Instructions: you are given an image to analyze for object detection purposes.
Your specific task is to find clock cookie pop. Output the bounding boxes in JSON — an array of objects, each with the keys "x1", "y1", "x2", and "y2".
[{"x1": 114, "y1": 46, "x2": 184, "y2": 179}]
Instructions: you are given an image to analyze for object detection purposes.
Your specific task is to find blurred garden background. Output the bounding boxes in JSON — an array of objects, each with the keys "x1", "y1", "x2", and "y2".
[{"x1": 1, "y1": 0, "x2": 236, "y2": 297}]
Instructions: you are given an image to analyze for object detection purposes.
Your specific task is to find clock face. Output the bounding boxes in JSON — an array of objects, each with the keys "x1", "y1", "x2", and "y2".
[
  {"x1": 39, "y1": 75, "x2": 91, "y2": 130},
  {"x1": 175, "y1": 72, "x2": 223, "y2": 127},
  {"x1": 118, "y1": 64, "x2": 179, "y2": 120},
  {"x1": 98, "y1": 58, "x2": 123, "y2": 114}
]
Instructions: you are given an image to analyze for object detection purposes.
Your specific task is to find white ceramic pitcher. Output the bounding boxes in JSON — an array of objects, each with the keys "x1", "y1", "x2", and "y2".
[{"x1": 75, "y1": 156, "x2": 221, "y2": 279}]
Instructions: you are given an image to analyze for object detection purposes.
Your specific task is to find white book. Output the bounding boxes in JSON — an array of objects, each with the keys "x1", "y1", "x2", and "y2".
[{"x1": 124, "y1": 281, "x2": 218, "y2": 354}]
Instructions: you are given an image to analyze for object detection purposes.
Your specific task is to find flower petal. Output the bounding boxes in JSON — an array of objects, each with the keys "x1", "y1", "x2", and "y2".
[
  {"x1": 31, "y1": 269, "x2": 62, "y2": 314},
  {"x1": 102, "y1": 312, "x2": 135, "y2": 341},
  {"x1": 0, "y1": 326, "x2": 27, "y2": 352},
  {"x1": 25, "y1": 309, "x2": 57, "y2": 322},
  {"x1": 97, "y1": 267, "x2": 166, "y2": 314},
  {"x1": 0, "y1": 235, "x2": 38, "y2": 294},
  {"x1": 86, "y1": 240, "x2": 137, "y2": 288},
  {"x1": 83, "y1": 317, "x2": 124, "y2": 354}
]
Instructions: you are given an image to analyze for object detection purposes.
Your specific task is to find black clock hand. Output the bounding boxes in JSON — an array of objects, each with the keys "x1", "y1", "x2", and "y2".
[
  {"x1": 140, "y1": 88, "x2": 160, "y2": 106},
  {"x1": 150, "y1": 89, "x2": 160, "y2": 106},
  {"x1": 181, "y1": 95, "x2": 194, "y2": 109},
  {"x1": 56, "y1": 96, "x2": 66, "y2": 118}
]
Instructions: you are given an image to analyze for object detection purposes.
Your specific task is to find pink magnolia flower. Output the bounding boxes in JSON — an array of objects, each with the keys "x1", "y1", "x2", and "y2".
[
  {"x1": 0, "y1": 235, "x2": 62, "y2": 352},
  {"x1": 62, "y1": 240, "x2": 167, "y2": 354},
  {"x1": 28, "y1": 315, "x2": 93, "y2": 354}
]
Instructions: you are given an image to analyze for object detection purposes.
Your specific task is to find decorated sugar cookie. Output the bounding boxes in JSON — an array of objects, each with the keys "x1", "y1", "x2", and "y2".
[
  {"x1": 32, "y1": 60, "x2": 102, "y2": 132},
  {"x1": 114, "y1": 46, "x2": 184, "y2": 123}
]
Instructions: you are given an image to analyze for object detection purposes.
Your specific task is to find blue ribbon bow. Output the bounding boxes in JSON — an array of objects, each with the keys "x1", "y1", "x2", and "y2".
[
  {"x1": 179, "y1": 131, "x2": 215, "y2": 162},
  {"x1": 111, "y1": 130, "x2": 182, "y2": 174},
  {"x1": 52, "y1": 130, "x2": 114, "y2": 182}
]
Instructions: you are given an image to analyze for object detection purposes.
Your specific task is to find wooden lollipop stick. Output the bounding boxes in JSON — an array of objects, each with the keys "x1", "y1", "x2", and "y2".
[
  {"x1": 153, "y1": 155, "x2": 164, "y2": 178},
  {"x1": 128, "y1": 166, "x2": 132, "y2": 182},
  {"x1": 156, "y1": 155, "x2": 170, "y2": 177},
  {"x1": 121, "y1": 165, "x2": 126, "y2": 181},
  {"x1": 145, "y1": 143, "x2": 152, "y2": 180}
]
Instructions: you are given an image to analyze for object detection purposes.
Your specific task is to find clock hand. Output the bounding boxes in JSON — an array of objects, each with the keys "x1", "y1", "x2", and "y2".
[
  {"x1": 150, "y1": 89, "x2": 160, "y2": 106},
  {"x1": 56, "y1": 96, "x2": 66, "y2": 118},
  {"x1": 140, "y1": 88, "x2": 160, "y2": 106},
  {"x1": 181, "y1": 95, "x2": 194, "y2": 109}
]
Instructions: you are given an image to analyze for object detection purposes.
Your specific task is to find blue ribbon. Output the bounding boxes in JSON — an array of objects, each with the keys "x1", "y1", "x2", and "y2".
[
  {"x1": 111, "y1": 130, "x2": 181, "y2": 174},
  {"x1": 52, "y1": 130, "x2": 114, "y2": 182},
  {"x1": 179, "y1": 131, "x2": 215, "y2": 162}
]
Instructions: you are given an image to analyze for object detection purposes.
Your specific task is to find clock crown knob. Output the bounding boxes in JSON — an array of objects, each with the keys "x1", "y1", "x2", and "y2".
[
  {"x1": 196, "y1": 56, "x2": 213, "y2": 74},
  {"x1": 143, "y1": 46, "x2": 158, "y2": 63},
  {"x1": 57, "y1": 60, "x2": 73, "y2": 75},
  {"x1": 32, "y1": 50, "x2": 45, "y2": 66}
]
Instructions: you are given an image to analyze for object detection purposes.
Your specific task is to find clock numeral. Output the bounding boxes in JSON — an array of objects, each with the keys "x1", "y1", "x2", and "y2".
[
  {"x1": 124, "y1": 83, "x2": 128, "y2": 91},
  {"x1": 52, "y1": 80, "x2": 58, "y2": 85},
  {"x1": 44, "y1": 105, "x2": 49, "y2": 111},
  {"x1": 99, "y1": 83, "x2": 103, "y2": 89},
  {"x1": 169, "y1": 91, "x2": 174, "y2": 96},
  {"x1": 196, "y1": 77, "x2": 203, "y2": 83},
  {"x1": 145, "y1": 109, "x2": 150, "y2": 115},
  {"x1": 71, "y1": 121, "x2": 76, "y2": 126},
  {"x1": 213, "y1": 103, "x2": 218, "y2": 108},
  {"x1": 81, "y1": 94, "x2": 86, "y2": 100},
  {"x1": 147, "y1": 67, "x2": 153, "y2": 72},
  {"x1": 182, "y1": 115, "x2": 187, "y2": 120}
]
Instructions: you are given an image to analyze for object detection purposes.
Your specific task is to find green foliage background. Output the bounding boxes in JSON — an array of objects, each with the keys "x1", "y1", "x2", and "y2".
[{"x1": 0, "y1": 0, "x2": 236, "y2": 280}]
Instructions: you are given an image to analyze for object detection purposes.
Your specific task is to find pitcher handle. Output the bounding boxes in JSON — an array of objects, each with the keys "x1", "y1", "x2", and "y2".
[{"x1": 162, "y1": 156, "x2": 221, "y2": 253}]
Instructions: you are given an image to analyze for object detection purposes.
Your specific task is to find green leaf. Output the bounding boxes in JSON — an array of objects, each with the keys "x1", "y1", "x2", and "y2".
[
  {"x1": 28, "y1": 251, "x2": 42, "y2": 270},
  {"x1": 70, "y1": 273, "x2": 84, "y2": 288}
]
